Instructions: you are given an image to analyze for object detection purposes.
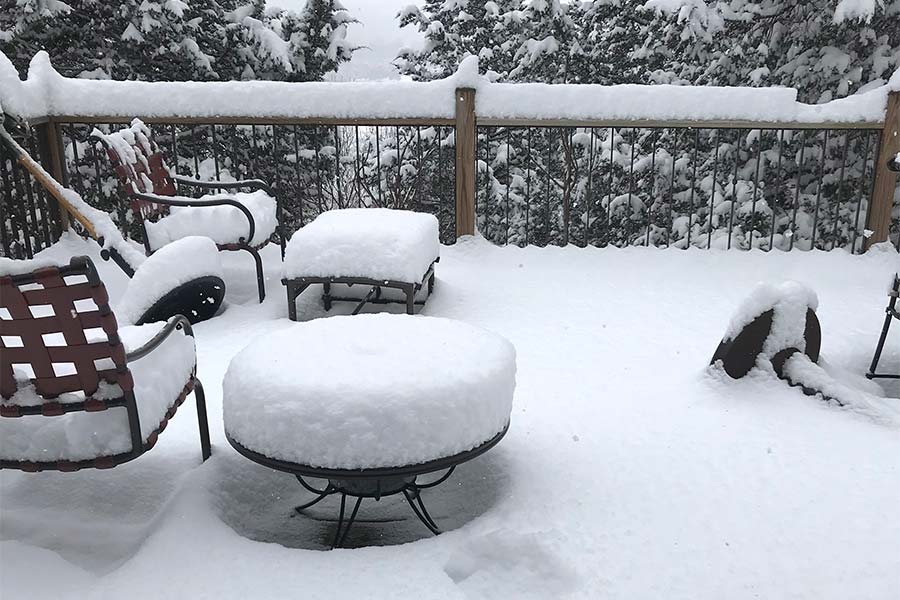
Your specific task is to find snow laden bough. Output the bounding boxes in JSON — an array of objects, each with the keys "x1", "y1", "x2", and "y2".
[
  {"x1": 0, "y1": 112, "x2": 225, "y2": 325},
  {"x1": 710, "y1": 281, "x2": 896, "y2": 413}
]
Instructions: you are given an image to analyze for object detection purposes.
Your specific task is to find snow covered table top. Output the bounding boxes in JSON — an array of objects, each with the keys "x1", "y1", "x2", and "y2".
[
  {"x1": 223, "y1": 314, "x2": 515, "y2": 470},
  {"x1": 283, "y1": 209, "x2": 440, "y2": 283}
]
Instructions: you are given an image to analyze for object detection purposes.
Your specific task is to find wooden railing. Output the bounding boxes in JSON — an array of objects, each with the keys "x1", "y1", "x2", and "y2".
[{"x1": 2, "y1": 87, "x2": 898, "y2": 258}]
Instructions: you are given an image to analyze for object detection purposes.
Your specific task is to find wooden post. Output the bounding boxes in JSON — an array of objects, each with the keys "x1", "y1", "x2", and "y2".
[
  {"x1": 34, "y1": 118, "x2": 70, "y2": 233},
  {"x1": 866, "y1": 91, "x2": 900, "y2": 250},
  {"x1": 455, "y1": 87, "x2": 476, "y2": 238}
]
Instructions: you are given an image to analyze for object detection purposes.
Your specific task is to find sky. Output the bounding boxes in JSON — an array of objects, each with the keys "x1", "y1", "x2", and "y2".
[{"x1": 271, "y1": 0, "x2": 423, "y2": 81}]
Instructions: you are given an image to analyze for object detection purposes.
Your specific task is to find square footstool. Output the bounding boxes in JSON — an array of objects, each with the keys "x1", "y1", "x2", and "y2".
[{"x1": 282, "y1": 208, "x2": 440, "y2": 319}]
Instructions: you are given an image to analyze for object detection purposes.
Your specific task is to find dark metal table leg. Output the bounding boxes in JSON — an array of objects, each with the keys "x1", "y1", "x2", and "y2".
[
  {"x1": 335, "y1": 496, "x2": 363, "y2": 548},
  {"x1": 402, "y1": 488, "x2": 441, "y2": 535},
  {"x1": 405, "y1": 284, "x2": 415, "y2": 315},
  {"x1": 323, "y1": 282, "x2": 332, "y2": 311}
]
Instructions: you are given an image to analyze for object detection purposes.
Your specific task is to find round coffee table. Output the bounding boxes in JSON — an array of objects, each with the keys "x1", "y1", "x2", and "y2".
[{"x1": 223, "y1": 314, "x2": 516, "y2": 548}]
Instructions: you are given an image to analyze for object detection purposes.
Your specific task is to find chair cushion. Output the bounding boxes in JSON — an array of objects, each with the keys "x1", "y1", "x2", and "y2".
[
  {"x1": 283, "y1": 208, "x2": 440, "y2": 283},
  {"x1": 0, "y1": 322, "x2": 196, "y2": 463},
  {"x1": 145, "y1": 190, "x2": 277, "y2": 250}
]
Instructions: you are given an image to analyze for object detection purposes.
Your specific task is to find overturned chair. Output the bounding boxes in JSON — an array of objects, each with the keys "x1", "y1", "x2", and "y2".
[
  {"x1": 711, "y1": 280, "x2": 896, "y2": 408},
  {"x1": 0, "y1": 256, "x2": 210, "y2": 471},
  {"x1": 93, "y1": 119, "x2": 278, "y2": 303}
]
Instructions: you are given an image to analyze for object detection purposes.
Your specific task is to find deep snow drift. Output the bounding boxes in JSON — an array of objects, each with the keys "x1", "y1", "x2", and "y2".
[{"x1": 1, "y1": 233, "x2": 898, "y2": 599}]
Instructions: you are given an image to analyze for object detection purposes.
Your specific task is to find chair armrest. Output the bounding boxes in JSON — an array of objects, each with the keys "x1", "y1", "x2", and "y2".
[
  {"x1": 133, "y1": 191, "x2": 256, "y2": 245},
  {"x1": 126, "y1": 315, "x2": 194, "y2": 362},
  {"x1": 173, "y1": 175, "x2": 273, "y2": 196}
]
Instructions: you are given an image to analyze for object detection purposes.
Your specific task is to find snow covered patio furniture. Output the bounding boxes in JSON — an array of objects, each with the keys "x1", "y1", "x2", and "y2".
[
  {"x1": 282, "y1": 209, "x2": 440, "y2": 319},
  {"x1": 223, "y1": 314, "x2": 515, "y2": 548},
  {"x1": 0, "y1": 256, "x2": 211, "y2": 471},
  {"x1": 867, "y1": 273, "x2": 899, "y2": 380},
  {"x1": 0, "y1": 121, "x2": 227, "y2": 325},
  {"x1": 93, "y1": 119, "x2": 278, "y2": 303}
]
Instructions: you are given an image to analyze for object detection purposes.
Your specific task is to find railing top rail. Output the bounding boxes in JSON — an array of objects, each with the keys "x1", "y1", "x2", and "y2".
[
  {"x1": 38, "y1": 115, "x2": 884, "y2": 130},
  {"x1": 40, "y1": 116, "x2": 457, "y2": 127},
  {"x1": 6, "y1": 54, "x2": 895, "y2": 132},
  {"x1": 477, "y1": 117, "x2": 884, "y2": 130}
]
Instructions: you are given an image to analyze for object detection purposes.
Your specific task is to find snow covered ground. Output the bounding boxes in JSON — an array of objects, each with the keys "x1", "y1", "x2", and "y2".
[{"x1": 1, "y1": 233, "x2": 899, "y2": 599}]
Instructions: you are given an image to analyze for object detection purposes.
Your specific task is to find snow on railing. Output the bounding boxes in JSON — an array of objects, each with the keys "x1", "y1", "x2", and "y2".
[
  {"x1": 2, "y1": 51, "x2": 898, "y2": 126},
  {"x1": 2, "y1": 50, "x2": 898, "y2": 259}
]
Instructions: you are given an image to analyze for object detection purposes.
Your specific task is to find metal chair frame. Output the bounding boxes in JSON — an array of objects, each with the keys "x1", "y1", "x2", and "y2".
[
  {"x1": 867, "y1": 273, "x2": 899, "y2": 380},
  {"x1": 1, "y1": 256, "x2": 211, "y2": 472},
  {"x1": 93, "y1": 125, "x2": 278, "y2": 303}
]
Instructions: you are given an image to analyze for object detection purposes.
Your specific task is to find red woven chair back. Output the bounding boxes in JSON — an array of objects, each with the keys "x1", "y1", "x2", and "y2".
[
  {"x1": 96, "y1": 120, "x2": 176, "y2": 220},
  {"x1": 0, "y1": 257, "x2": 134, "y2": 416}
]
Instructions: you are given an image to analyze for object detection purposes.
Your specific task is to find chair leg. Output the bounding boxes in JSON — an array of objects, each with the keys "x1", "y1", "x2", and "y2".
[
  {"x1": 323, "y1": 282, "x2": 332, "y2": 311},
  {"x1": 287, "y1": 282, "x2": 298, "y2": 321},
  {"x1": 244, "y1": 246, "x2": 266, "y2": 303},
  {"x1": 405, "y1": 284, "x2": 416, "y2": 315},
  {"x1": 867, "y1": 312, "x2": 896, "y2": 379},
  {"x1": 193, "y1": 379, "x2": 212, "y2": 461}
]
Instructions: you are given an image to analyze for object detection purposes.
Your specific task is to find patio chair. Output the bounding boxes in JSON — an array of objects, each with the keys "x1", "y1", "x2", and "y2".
[
  {"x1": 0, "y1": 256, "x2": 211, "y2": 471},
  {"x1": 0, "y1": 119, "x2": 226, "y2": 325},
  {"x1": 93, "y1": 119, "x2": 278, "y2": 302},
  {"x1": 867, "y1": 273, "x2": 899, "y2": 380}
]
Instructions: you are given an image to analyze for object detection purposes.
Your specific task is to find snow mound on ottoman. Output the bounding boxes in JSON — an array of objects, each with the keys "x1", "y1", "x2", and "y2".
[
  {"x1": 223, "y1": 314, "x2": 515, "y2": 470},
  {"x1": 115, "y1": 236, "x2": 223, "y2": 325},
  {"x1": 283, "y1": 208, "x2": 440, "y2": 283}
]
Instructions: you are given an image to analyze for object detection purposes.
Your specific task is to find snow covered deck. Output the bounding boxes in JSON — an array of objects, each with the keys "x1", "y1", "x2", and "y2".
[{"x1": 1, "y1": 234, "x2": 898, "y2": 599}]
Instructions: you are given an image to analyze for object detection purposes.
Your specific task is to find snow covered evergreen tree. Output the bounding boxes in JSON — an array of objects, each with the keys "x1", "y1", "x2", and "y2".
[
  {"x1": 1, "y1": 0, "x2": 357, "y2": 241},
  {"x1": 1, "y1": 0, "x2": 356, "y2": 82},
  {"x1": 396, "y1": 0, "x2": 898, "y2": 250},
  {"x1": 0, "y1": 0, "x2": 221, "y2": 80},
  {"x1": 396, "y1": 0, "x2": 521, "y2": 80}
]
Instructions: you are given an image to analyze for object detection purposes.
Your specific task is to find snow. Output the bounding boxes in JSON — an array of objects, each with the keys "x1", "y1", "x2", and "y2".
[
  {"x1": 0, "y1": 125, "x2": 147, "y2": 269},
  {"x1": 144, "y1": 189, "x2": 278, "y2": 249},
  {"x1": 0, "y1": 253, "x2": 71, "y2": 276},
  {"x1": 223, "y1": 314, "x2": 515, "y2": 469},
  {"x1": 477, "y1": 79, "x2": 893, "y2": 124},
  {"x1": 283, "y1": 208, "x2": 440, "y2": 282},
  {"x1": 723, "y1": 280, "x2": 819, "y2": 356},
  {"x1": 1, "y1": 234, "x2": 899, "y2": 598},
  {"x1": 781, "y1": 354, "x2": 900, "y2": 426},
  {"x1": 832, "y1": 0, "x2": 882, "y2": 23},
  {"x1": 115, "y1": 236, "x2": 224, "y2": 326},
  {"x1": 91, "y1": 119, "x2": 156, "y2": 181},
  {"x1": 0, "y1": 320, "x2": 196, "y2": 462},
  {"x1": 1, "y1": 51, "x2": 896, "y2": 125}
]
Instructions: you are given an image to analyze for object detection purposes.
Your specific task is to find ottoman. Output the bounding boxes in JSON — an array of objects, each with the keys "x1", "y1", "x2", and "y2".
[
  {"x1": 223, "y1": 314, "x2": 516, "y2": 548},
  {"x1": 281, "y1": 208, "x2": 440, "y2": 319}
]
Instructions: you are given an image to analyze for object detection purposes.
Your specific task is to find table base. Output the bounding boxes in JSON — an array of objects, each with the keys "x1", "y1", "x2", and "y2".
[{"x1": 294, "y1": 467, "x2": 455, "y2": 548}]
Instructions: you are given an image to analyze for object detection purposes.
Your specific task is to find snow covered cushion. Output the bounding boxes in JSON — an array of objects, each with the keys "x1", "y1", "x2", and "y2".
[
  {"x1": 223, "y1": 314, "x2": 515, "y2": 470},
  {"x1": 145, "y1": 189, "x2": 277, "y2": 249},
  {"x1": 283, "y1": 208, "x2": 440, "y2": 283},
  {"x1": 0, "y1": 322, "x2": 196, "y2": 462}
]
